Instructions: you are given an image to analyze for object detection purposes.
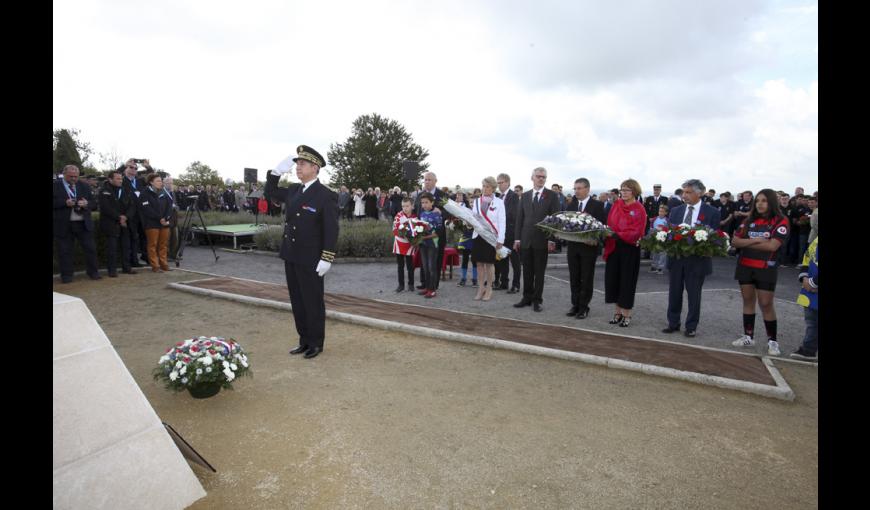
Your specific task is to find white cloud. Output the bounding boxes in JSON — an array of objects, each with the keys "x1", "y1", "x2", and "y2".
[{"x1": 53, "y1": 0, "x2": 817, "y2": 194}]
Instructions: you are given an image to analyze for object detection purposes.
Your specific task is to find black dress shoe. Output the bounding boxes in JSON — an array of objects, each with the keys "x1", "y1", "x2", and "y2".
[
  {"x1": 304, "y1": 347, "x2": 322, "y2": 359},
  {"x1": 497, "y1": 283, "x2": 509, "y2": 290},
  {"x1": 131, "y1": 263, "x2": 144, "y2": 268},
  {"x1": 416, "y1": 284, "x2": 426, "y2": 290},
  {"x1": 289, "y1": 345, "x2": 309, "y2": 355},
  {"x1": 122, "y1": 269, "x2": 138, "y2": 274},
  {"x1": 89, "y1": 275, "x2": 102, "y2": 280},
  {"x1": 661, "y1": 326, "x2": 680, "y2": 334},
  {"x1": 533, "y1": 303, "x2": 542, "y2": 312},
  {"x1": 684, "y1": 330, "x2": 697, "y2": 338},
  {"x1": 576, "y1": 307, "x2": 590, "y2": 319},
  {"x1": 395, "y1": 285, "x2": 405, "y2": 293},
  {"x1": 513, "y1": 300, "x2": 531, "y2": 308},
  {"x1": 566, "y1": 307, "x2": 579, "y2": 317},
  {"x1": 108, "y1": 273, "x2": 118, "y2": 278},
  {"x1": 506, "y1": 287, "x2": 519, "y2": 294}
]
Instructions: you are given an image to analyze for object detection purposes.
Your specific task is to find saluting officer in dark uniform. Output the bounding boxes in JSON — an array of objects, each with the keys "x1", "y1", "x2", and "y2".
[
  {"x1": 643, "y1": 185, "x2": 668, "y2": 228},
  {"x1": 265, "y1": 145, "x2": 339, "y2": 359},
  {"x1": 643, "y1": 184, "x2": 668, "y2": 258}
]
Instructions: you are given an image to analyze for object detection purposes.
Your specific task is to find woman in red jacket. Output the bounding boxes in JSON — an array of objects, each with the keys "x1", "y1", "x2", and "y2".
[{"x1": 603, "y1": 179, "x2": 648, "y2": 327}]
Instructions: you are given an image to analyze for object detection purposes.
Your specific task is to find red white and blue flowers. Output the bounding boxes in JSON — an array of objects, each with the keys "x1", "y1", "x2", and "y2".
[
  {"x1": 153, "y1": 336, "x2": 251, "y2": 392},
  {"x1": 639, "y1": 223, "x2": 730, "y2": 258}
]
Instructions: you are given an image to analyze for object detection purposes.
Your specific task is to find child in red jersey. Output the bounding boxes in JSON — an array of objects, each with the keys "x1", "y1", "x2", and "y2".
[
  {"x1": 392, "y1": 197, "x2": 418, "y2": 292},
  {"x1": 729, "y1": 189, "x2": 790, "y2": 356}
]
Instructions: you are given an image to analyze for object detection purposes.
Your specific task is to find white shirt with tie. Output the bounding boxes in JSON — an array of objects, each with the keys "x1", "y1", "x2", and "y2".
[{"x1": 682, "y1": 200, "x2": 702, "y2": 225}]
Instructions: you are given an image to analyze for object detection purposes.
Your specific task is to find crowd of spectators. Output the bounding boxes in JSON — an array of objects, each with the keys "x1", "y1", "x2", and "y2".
[{"x1": 54, "y1": 161, "x2": 818, "y2": 360}]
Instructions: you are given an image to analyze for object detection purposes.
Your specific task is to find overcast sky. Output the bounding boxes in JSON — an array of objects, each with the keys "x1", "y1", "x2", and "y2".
[{"x1": 54, "y1": 0, "x2": 817, "y2": 195}]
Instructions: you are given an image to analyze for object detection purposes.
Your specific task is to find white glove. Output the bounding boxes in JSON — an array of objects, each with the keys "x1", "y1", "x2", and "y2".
[
  {"x1": 271, "y1": 156, "x2": 295, "y2": 175},
  {"x1": 315, "y1": 260, "x2": 332, "y2": 277}
]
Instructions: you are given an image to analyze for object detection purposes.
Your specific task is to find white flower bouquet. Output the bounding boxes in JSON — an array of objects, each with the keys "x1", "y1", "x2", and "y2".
[
  {"x1": 536, "y1": 212, "x2": 612, "y2": 245},
  {"x1": 442, "y1": 199, "x2": 511, "y2": 259},
  {"x1": 153, "y1": 336, "x2": 251, "y2": 398}
]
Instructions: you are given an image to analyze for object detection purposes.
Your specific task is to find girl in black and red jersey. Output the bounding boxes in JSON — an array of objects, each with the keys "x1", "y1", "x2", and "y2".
[{"x1": 729, "y1": 189, "x2": 790, "y2": 356}]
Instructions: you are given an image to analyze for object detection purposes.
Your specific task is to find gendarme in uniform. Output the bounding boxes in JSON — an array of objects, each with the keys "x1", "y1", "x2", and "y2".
[{"x1": 265, "y1": 145, "x2": 339, "y2": 359}]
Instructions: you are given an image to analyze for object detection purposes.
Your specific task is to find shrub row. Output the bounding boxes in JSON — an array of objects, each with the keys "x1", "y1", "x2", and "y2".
[{"x1": 54, "y1": 214, "x2": 463, "y2": 272}]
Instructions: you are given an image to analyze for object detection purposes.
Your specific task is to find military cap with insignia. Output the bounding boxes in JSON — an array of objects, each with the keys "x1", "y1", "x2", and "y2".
[{"x1": 292, "y1": 145, "x2": 327, "y2": 168}]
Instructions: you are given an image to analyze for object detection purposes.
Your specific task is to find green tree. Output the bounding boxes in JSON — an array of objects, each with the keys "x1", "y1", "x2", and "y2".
[
  {"x1": 178, "y1": 161, "x2": 224, "y2": 187},
  {"x1": 328, "y1": 113, "x2": 430, "y2": 191},
  {"x1": 53, "y1": 128, "x2": 94, "y2": 177}
]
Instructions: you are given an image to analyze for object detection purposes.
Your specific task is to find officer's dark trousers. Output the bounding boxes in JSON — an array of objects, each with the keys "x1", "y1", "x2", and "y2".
[
  {"x1": 521, "y1": 246, "x2": 548, "y2": 304},
  {"x1": 56, "y1": 222, "x2": 99, "y2": 280},
  {"x1": 284, "y1": 259, "x2": 326, "y2": 349},
  {"x1": 666, "y1": 258, "x2": 706, "y2": 331},
  {"x1": 121, "y1": 222, "x2": 141, "y2": 266}
]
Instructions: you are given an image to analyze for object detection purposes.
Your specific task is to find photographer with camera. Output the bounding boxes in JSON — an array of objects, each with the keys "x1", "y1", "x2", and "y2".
[{"x1": 53, "y1": 165, "x2": 100, "y2": 282}]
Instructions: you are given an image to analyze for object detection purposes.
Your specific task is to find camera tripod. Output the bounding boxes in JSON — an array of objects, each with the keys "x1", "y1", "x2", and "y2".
[{"x1": 176, "y1": 198, "x2": 219, "y2": 267}]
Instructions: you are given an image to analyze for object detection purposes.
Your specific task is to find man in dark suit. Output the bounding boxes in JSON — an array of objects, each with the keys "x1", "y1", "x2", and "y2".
[
  {"x1": 494, "y1": 173, "x2": 521, "y2": 292},
  {"x1": 603, "y1": 188, "x2": 618, "y2": 217},
  {"x1": 53, "y1": 165, "x2": 100, "y2": 283},
  {"x1": 119, "y1": 160, "x2": 147, "y2": 268},
  {"x1": 662, "y1": 179, "x2": 721, "y2": 337},
  {"x1": 413, "y1": 171, "x2": 446, "y2": 290},
  {"x1": 265, "y1": 145, "x2": 339, "y2": 360},
  {"x1": 513, "y1": 167, "x2": 560, "y2": 312},
  {"x1": 667, "y1": 188, "x2": 684, "y2": 210},
  {"x1": 564, "y1": 178, "x2": 607, "y2": 319},
  {"x1": 98, "y1": 170, "x2": 138, "y2": 277}
]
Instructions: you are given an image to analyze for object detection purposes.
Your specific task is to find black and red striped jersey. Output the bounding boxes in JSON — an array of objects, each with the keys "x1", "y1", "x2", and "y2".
[{"x1": 734, "y1": 215, "x2": 789, "y2": 269}]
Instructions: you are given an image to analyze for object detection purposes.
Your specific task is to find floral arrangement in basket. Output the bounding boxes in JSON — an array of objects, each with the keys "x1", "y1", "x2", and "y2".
[
  {"x1": 536, "y1": 212, "x2": 613, "y2": 245},
  {"x1": 153, "y1": 336, "x2": 251, "y2": 398},
  {"x1": 639, "y1": 223, "x2": 730, "y2": 258},
  {"x1": 397, "y1": 218, "x2": 434, "y2": 246}
]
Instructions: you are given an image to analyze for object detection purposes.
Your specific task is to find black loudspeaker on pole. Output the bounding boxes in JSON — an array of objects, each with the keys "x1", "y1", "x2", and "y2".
[{"x1": 402, "y1": 161, "x2": 419, "y2": 181}]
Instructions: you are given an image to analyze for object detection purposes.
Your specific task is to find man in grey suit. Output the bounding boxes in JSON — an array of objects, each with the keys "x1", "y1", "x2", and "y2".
[
  {"x1": 494, "y1": 173, "x2": 521, "y2": 292},
  {"x1": 513, "y1": 167, "x2": 560, "y2": 312},
  {"x1": 662, "y1": 179, "x2": 721, "y2": 338}
]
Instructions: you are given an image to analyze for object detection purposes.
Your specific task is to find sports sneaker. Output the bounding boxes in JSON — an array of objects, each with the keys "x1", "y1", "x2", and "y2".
[
  {"x1": 731, "y1": 335, "x2": 754, "y2": 348},
  {"x1": 790, "y1": 348, "x2": 818, "y2": 361},
  {"x1": 767, "y1": 340, "x2": 781, "y2": 356}
]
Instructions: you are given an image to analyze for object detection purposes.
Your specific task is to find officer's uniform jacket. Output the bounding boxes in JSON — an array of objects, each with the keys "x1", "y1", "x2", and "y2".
[{"x1": 265, "y1": 172, "x2": 339, "y2": 267}]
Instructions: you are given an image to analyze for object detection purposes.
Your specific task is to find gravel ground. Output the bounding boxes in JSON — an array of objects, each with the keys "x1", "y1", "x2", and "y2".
[
  {"x1": 173, "y1": 245, "x2": 810, "y2": 359},
  {"x1": 54, "y1": 270, "x2": 818, "y2": 509}
]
